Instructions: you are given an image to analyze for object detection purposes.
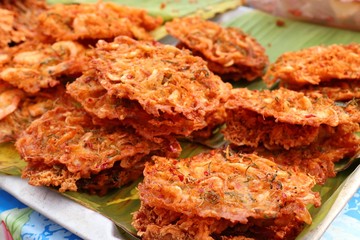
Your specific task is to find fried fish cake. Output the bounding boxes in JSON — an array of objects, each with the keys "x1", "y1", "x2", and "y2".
[
  {"x1": 133, "y1": 149, "x2": 320, "y2": 239},
  {"x1": 93, "y1": 36, "x2": 232, "y2": 121},
  {"x1": 16, "y1": 107, "x2": 181, "y2": 193},
  {"x1": 37, "y1": 2, "x2": 162, "y2": 41},
  {"x1": 166, "y1": 16, "x2": 269, "y2": 81},
  {"x1": 263, "y1": 44, "x2": 360, "y2": 87},
  {"x1": 0, "y1": 40, "x2": 86, "y2": 93}
]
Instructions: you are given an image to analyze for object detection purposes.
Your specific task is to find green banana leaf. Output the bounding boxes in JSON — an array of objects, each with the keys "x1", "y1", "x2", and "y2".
[
  {"x1": 0, "y1": 143, "x2": 25, "y2": 176},
  {"x1": 46, "y1": 0, "x2": 243, "y2": 21},
  {"x1": 1, "y1": 5, "x2": 360, "y2": 240}
]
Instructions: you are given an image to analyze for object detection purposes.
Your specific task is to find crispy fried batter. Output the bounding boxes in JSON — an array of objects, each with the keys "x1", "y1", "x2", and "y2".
[
  {"x1": 0, "y1": 80, "x2": 25, "y2": 120},
  {"x1": 37, "y1": 2, "x2": 162, "y2": 41},
  {"x1": 68, "y1": 36, "x2": 231, "y2": 138},
  {"x1": 76, "y1": 160, "x2": 144, "y2": 195},
  {"x1": 21, "y1": 164, "x2": 81, "y2": 192},
  {"x1": 67, "y1": 70, "x2": 214, "y2": 138},
  {"x1": 287, "y1": 80, "x2": 360, "y2": 102},
  {"x1": 225, "y1": 88, "x2": 352, "y2": 127},
  {"x1": 0, "y1": 0, "x2": 47, "y2": 47},
  {"x1": 23, "y1": 158, "x2": 144, "y2": 195},
  {"x1": 16, "y1": 107, "x2": 181, "y2": 193},
  {"x1": 139, "y1": 150, "x2": 321, "y2": 223},
  {"x1": 0, "y1": 8, "x2": 26, "y2": 48},
  {"x1": 133, "y1": 203, "x2": 306, "y2": 240},
  {"x1": 0, "y1": 85, "x2": 71, "y2": 143},
  {"x1": 67, "y1": 70, "x2": 138, "y2": 120},
  {"x1": 223, "y1": 88, "x2": 359, "y2": 149},
  {"x1": 343, "y1": 99, "x2": 360, "y2": 123},
  {"x1": 166, "y1": 16, "x2": 268, "y2": 81},
  {"x1": 0, "y1": 40, "x2": 86, "y2": 93},
  {"x1": 94, "y1": 36, "x2": 231, "y2": 120},
  {"x1": 233, "y1": 128, "x2": 360, "y2": 184},
  {"x1": 133, "y1": 204, "x2": 234, "y2": 240},
  {"x1": 263, "y1": 44, "x2": 360, "y2": 87},
  {"x1": 223, "y1": 108, "x2": 321, "y2": 149},
  {"x1": 133, "y1": 149, "x2": 320, "y2": 239}
]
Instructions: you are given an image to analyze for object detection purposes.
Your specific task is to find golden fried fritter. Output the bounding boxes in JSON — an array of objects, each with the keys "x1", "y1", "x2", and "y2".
[
  {"x1": 0, "y1": 80, "x2": 25, "y2": 120},
  {"x1": 343, "y1": 99, "x2": 360, "y2": 123},
  {"x1": 166, "y1": 16, "x2": 269, "y2": 81},
  {"x1": 67, "y1": 70, "x2": 135, "y2": 120},
  {"x1": 76, "y1": 160, "x2": 144, "y2": 195},
  {"x1": 224, "y1": 108, "x2": 321, "y2": 149},
  {"x1": 21, "y1": 164, "x2": 81, "y2": 192},
  {"x1": 140, "y1": 150, "x2": 320, "y2": 223},
  {"x1": 0, "y1": 40, "x2": 86, "y2": 93},
  {"x1": 67, "y1": 70, "x2": 227, "y2": 139},
  {"x1": 263, "y1": 44, "x2": 360, "y2": 87},
  {"x1": 288, "y1": 80, "x2": 360, "y2": 102},
  {"x1": 0, "y1": 0, "x2": 47, "y2": 47},
  {"x1": 225, "y1": 88, "x2": 352, "y2": 127},
  {"x1": 16, "y1": 107, "x2": 181, "y2": 193},
  {"x1": 133, "y1": 203, "x2": 306, "y2": 240},
  {"x1": 23, "y1": 157, "x2": 144, "y2": 196},
  {"x1": 0, "y1": 8, "x2": 26, "y2": 48},
  {"x1": 37, "y1": 2, "x2": 162, "y2": 41},
  {"x1": 69, "y1": 36, "x2": 231, "y2": 138},
  {"x1": 0, "y1": 85, "x2": 71, "y2": 143},
  {"x1": 233, "y1": 128, "x2": 360, "y2": 185},
  {"x1": 223, "y1": 88, "x2": 359, "y2": 149},
  {"x1": 133, "y1": 149, "x2": 320, "y2": 239},
  {"x1": 94, "y1": 36, "x2": 231, "y2": 120}
]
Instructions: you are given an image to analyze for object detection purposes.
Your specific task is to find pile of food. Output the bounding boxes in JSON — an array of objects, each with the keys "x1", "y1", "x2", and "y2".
[
  {"x1": 223, "y1": 88, "x2": 359, "y2": 184},
  {"x1": 1, "y1": 1, "x2": 359, "y2": 239}
]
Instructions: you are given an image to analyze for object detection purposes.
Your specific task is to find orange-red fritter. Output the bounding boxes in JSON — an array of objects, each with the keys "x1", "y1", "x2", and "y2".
[
  {"x1": 166, "y1": 16, "x2": 269, "y2": 81},
  {"x1": 0, "y1": 85, "x2": 70, "y2": 143},
  {"x1": 37, "y1": 2, "x2": 162, "y2": 41},
  {"x1": 0, "y1": 40, "x2": 86, "y2": 93},
  {"x1": 133, "y1": 149, "x2": 320, "y2": 239},
  {"x1": 232, "y1": 127, "x2": 360, "y2": 185},
  {"x1": 0, "y1": 80, "x2": 24, "y2": 120},
  {"x1": 289, "y1": 80, "x2": 360, "y2": 102},
  {"x1": 95, "y1": 36, "x2": 231, "y2": 119},
  {"x1": 0, "y1": 8, "x2": 26, "y2": 49},
  {"x1": 73, "y1": 36, "x2": 232, "y2": 138},
  {"x1": 263, "y1": 44, "x2": 360, "y2": 87},
  {"x1": 343, "y1": 99, "x2": 360, "y2": 123},
  {"x1": 67, "y1": 70, "x2": 213, "y2": 138},
  {"x1": 225, "y1": 88, "x2": 352, "y2": 127},
  {"x1": 0, "y1": 0, "x2": 47, "y2": 47},
  {"x1": 16, "y1": 107, "x2": 181, "y2": 193},
  {"x1": 223, "y1": 88, "x2": 359, "y2": 149}
]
